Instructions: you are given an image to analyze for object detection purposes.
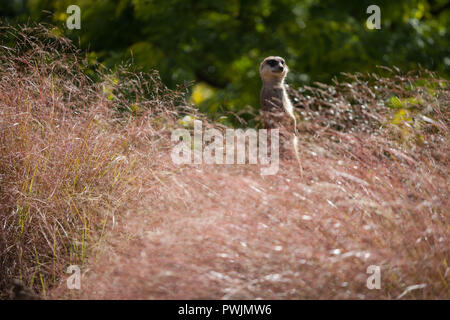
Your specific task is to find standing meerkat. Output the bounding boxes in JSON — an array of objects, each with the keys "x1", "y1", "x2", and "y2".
[
  {"x1": 259, "y1": 56, "x2": 303, "y2": 175},
  {"x1": 259, "y1": 56, "x2": 296, "y2": 130}
]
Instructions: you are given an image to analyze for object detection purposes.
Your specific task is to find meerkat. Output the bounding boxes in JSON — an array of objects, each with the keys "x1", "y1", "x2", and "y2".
[
  {"x1": 259, "y1": 56, "x2": 303, "y2": 175},
  {"x1": 259, "y1": 56, "x2": 296, "y2": 131}
]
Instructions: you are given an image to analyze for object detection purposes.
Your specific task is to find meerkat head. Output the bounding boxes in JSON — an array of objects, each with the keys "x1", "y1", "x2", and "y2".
[{"x1": 260, "y1": 56, "x2": 288, "y2": 84}]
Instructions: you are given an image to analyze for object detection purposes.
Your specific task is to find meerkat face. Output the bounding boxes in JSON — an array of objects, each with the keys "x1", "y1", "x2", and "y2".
[{"x1": 260, "y1": 56, "x2": 288, "y2": 82}]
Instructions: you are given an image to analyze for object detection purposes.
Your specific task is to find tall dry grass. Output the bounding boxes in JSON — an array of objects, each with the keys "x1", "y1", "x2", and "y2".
[
  {"x1": 0, "y1": 23, "x2": 448, "y2": 299},
  {"x1": 66, "y1": 68, "x2": 448, "y2": 300},
  {"x1": 0, "y1": 23, "x2": 190, "y2": 298}
]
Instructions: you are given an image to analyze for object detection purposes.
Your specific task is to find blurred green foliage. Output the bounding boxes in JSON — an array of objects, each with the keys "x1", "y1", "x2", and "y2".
[{"x1": 1, "y1": 0, "x2": 449, "y2": 125}]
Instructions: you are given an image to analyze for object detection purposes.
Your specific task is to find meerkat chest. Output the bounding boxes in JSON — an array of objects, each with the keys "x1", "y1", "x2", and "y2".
[
  {"x1": 261, "y1": 85, "x2": 293, "y2": 117},
  {"x1": 261, "y1": 86, "x2": 283, "y2": 110}
]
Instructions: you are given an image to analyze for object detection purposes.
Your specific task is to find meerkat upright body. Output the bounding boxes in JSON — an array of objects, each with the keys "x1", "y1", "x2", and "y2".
[
  {"x1": 259, "y1": 56, "x2": 302, "y2": 175},
  {"x1": 259, "y1": 56, "x2": 296, "y2": 130}
]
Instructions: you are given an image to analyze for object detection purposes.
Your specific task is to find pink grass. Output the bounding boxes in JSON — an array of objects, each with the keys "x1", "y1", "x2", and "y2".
[{"x1": 1, "y1": 24, "x2": 448, "y2": 299}]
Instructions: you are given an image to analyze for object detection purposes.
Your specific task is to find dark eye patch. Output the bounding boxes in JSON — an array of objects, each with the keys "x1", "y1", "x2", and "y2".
[{"x1": 266, "y1": 59, "x2": 278, "y2": 67}]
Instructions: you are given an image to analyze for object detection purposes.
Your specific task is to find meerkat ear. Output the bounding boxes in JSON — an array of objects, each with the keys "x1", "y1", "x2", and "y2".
[{"x1": 260, "y1": 59, "x2": 267, "y2": 70}]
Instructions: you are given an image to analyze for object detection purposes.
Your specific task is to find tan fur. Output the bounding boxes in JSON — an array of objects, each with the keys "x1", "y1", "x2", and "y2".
[
  {"x1": 259, "y1": 56, "x2": 303, "y2": 176},
  {"x1": 259, "y1": 56, "x2": 296, "y2": 130}
]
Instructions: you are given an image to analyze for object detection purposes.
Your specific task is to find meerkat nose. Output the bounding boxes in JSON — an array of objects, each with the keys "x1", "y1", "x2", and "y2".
[{"x1": 278, "y1": 65, "x2": 284, "y2": 71}]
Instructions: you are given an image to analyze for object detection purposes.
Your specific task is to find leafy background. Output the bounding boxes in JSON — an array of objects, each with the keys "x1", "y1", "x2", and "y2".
[{"x1": 1, "y1": 0, "x2": 449, "y2": 125}]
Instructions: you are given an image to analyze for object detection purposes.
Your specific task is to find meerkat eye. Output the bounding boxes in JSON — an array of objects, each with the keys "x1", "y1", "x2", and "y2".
[{"x1": 266, "y1": 59, "x2": 278, "y2": 67}]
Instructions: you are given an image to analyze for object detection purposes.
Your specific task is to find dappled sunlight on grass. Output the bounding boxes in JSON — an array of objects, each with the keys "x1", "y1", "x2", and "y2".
[{"x1": 1, "y1": 24, "x2": 448, "y2": 300}]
